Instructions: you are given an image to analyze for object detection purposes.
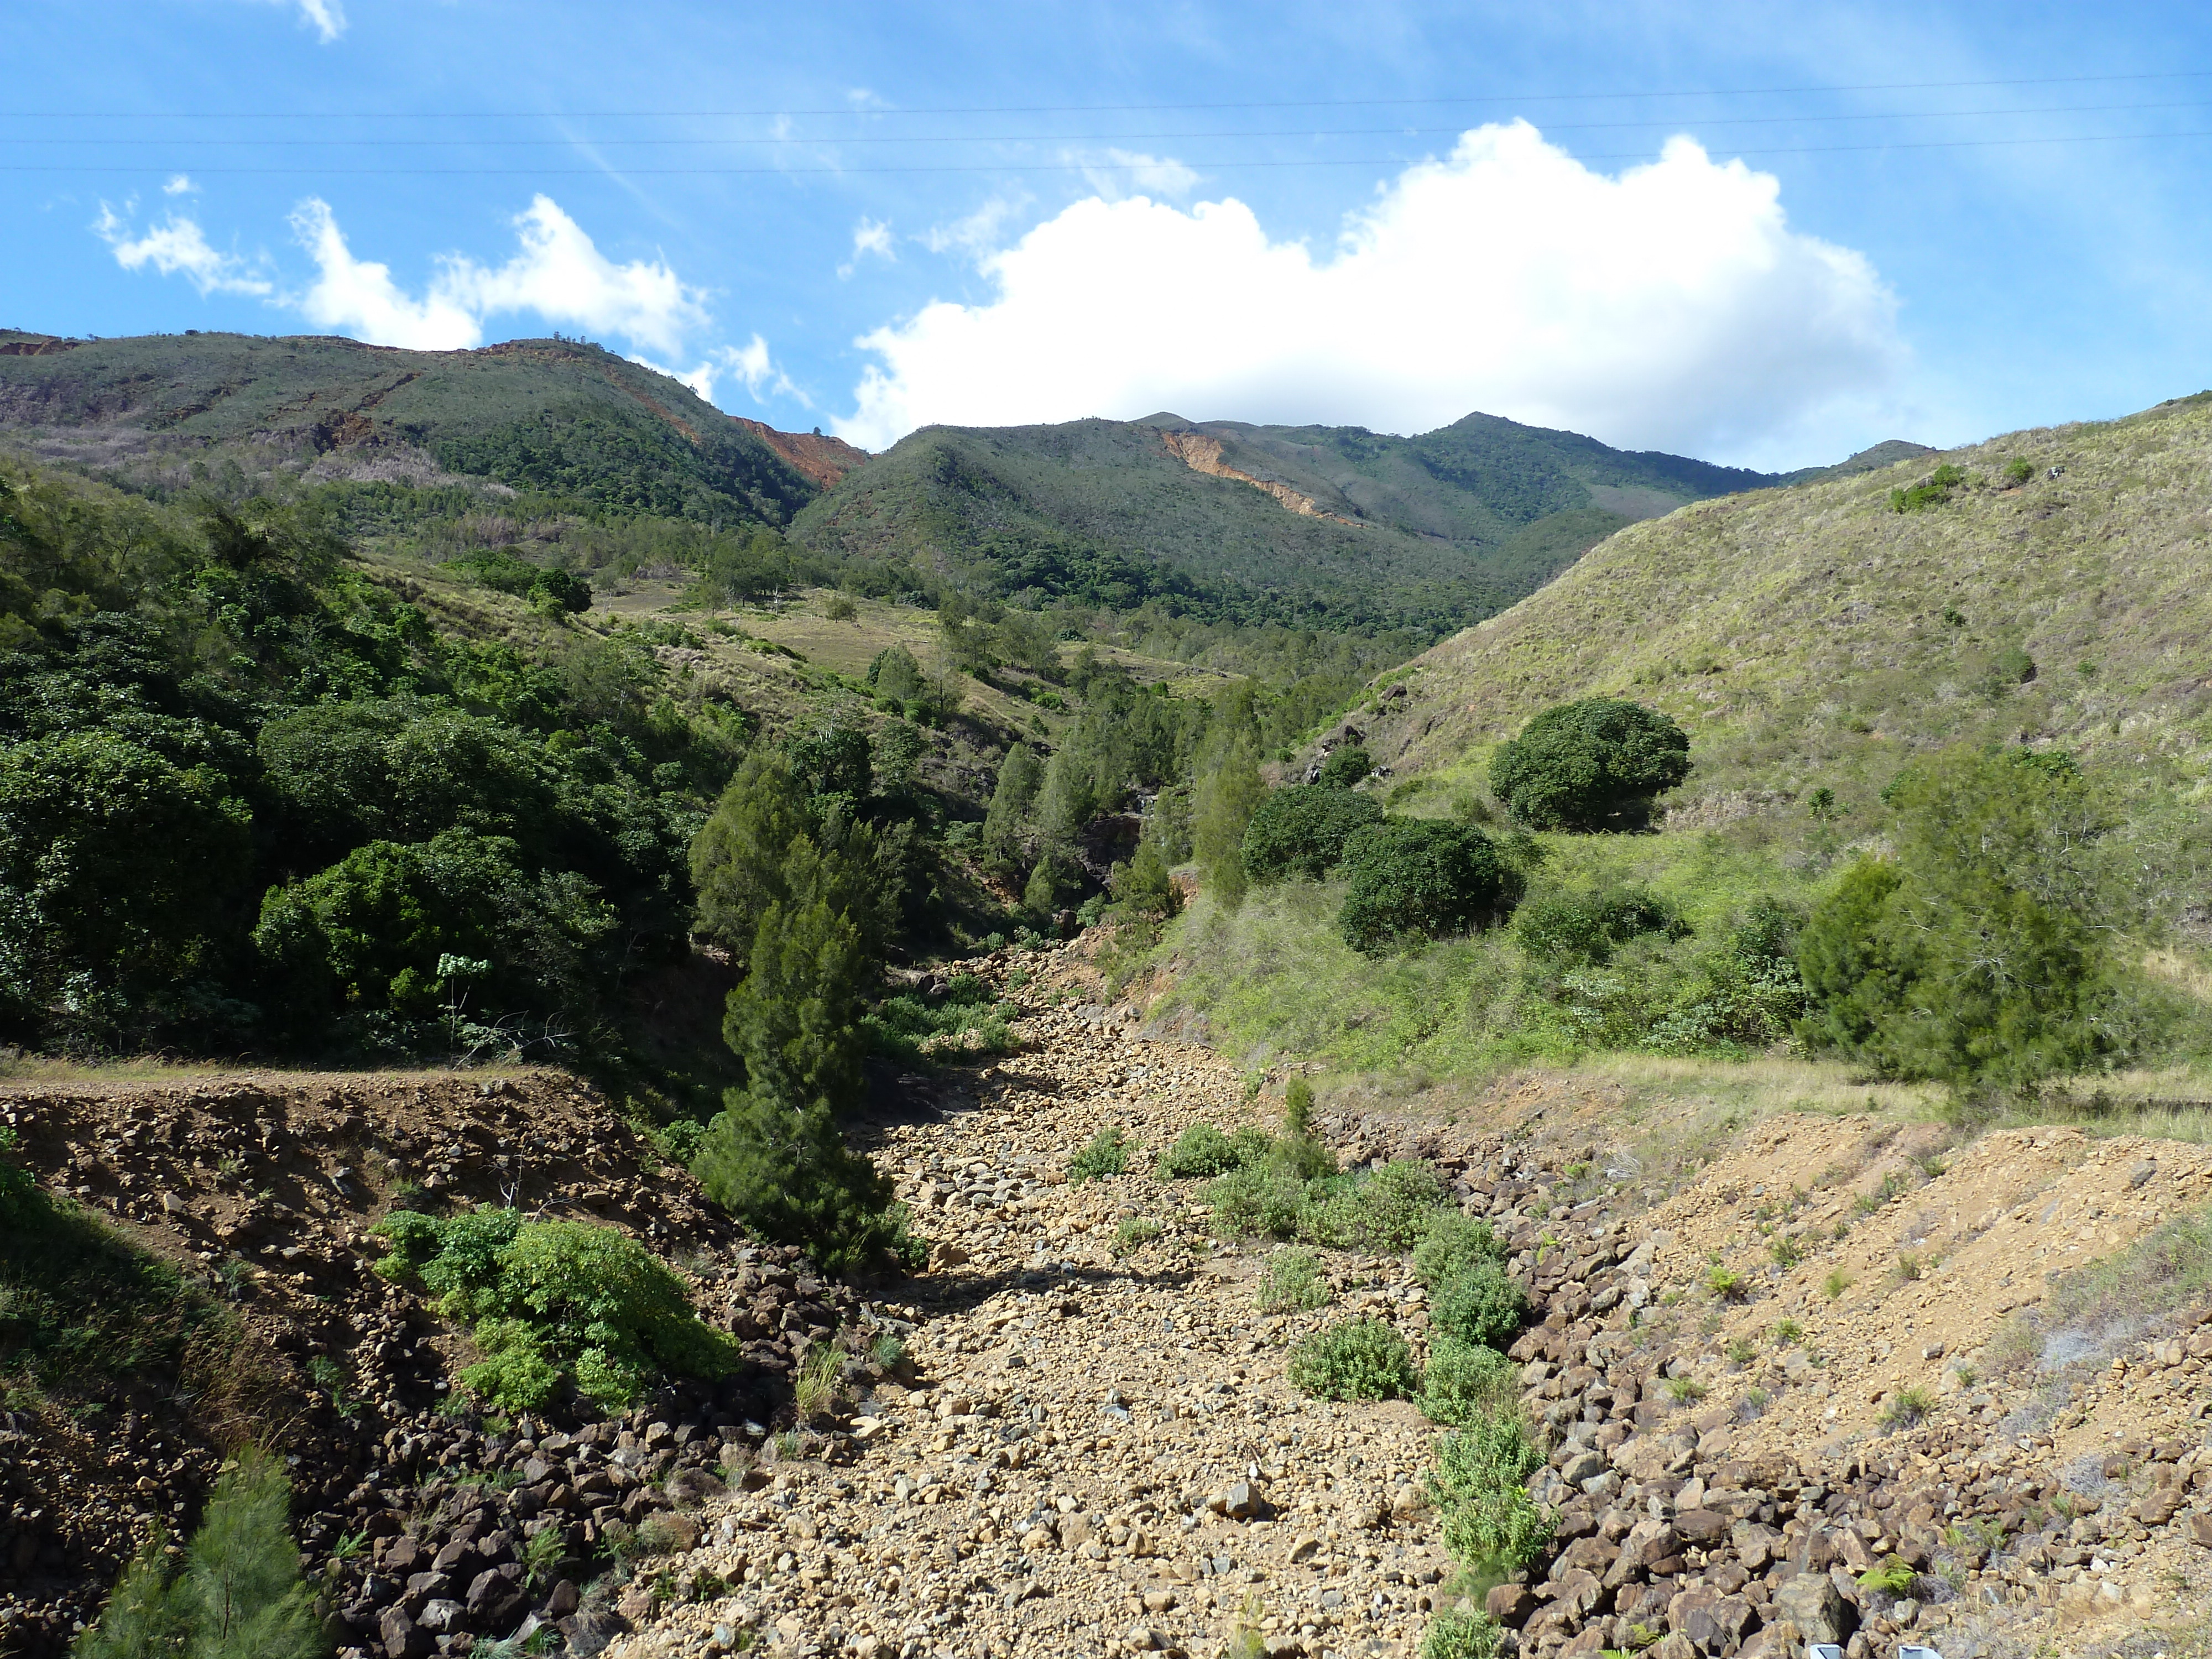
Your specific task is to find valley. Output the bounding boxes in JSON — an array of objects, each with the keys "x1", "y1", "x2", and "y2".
[{"x1": 4, "y1": 327, "x2": 2211, "y2": 1659}]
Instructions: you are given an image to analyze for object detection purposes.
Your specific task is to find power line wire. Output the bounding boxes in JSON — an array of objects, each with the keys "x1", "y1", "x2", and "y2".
[
  {"x1": 7, "y1": 100, "x2": 2210, "y2": 148},
  {"x1": 5, "y1": 68, "x2": 2211, "y2": 121},
  {"x1": 13, "y1": 126, "x2": 2212, "y2": 178}
]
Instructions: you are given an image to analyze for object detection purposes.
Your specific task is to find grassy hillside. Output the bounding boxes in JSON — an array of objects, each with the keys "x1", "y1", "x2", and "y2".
[
  {"x1": 0, "y1": 328, "x2": 833, "y2": 525},
  {"x1": 790, "y1": 409, "x2": 1820, "y2": 638},
  {"x1": 1360, "y1": 394, "x2": 2212, "y2": 815},
  {"x1": 1137, "y1": 395, "x2": 2212, "y2": 1094}
]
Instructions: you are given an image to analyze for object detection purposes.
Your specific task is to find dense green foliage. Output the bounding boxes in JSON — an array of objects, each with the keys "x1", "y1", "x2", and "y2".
[
  {"x1": 1337, "y1": 820, "x2": 1511, "y2": 954},
  {"x1": 0, "y1": 465, "x2": 721, "y2": 1056},
  {"x1": 1067, "y1": 1127, "x2": 1134, "y2": 1183},
  {"x1": 371, "y1": 1207, "x2": 737, "y2": 1408},
  {"x1": 1489, "y1": 698, "x2": 1692, "y2": 830},
  {"x1": 1794, "y1": 746, "x2": 2132, "y2": 1088},
  {"x1": 1241, "y1": 785, "x2": 1384, "y2": 883},
  {"x1": 1285, "y1": 1317, "x2": 1420, "y2": 1401},
  {"x1": 74, "y1": 1447, "x2": 322, "y2": 1659}
]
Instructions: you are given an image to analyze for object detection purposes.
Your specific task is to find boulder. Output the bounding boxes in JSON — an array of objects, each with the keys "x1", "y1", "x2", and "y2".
[{"x1": 1772, "y1": 1569, "x2": 1854, "y2": 1644}]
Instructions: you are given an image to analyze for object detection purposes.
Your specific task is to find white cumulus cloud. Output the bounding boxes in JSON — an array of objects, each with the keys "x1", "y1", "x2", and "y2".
[
  {"x1": 284, "y1": 195, "x2": 709, "y2": 355},
  {"x1": 95, "y1": 204, "x2": 272, "y2": 296},
  {"x1": 837, "y1": 122, "x2": 1904, "y2": 461},
  {"x1": 163, "y1": 174, "x2": 198, "y2": 196}
]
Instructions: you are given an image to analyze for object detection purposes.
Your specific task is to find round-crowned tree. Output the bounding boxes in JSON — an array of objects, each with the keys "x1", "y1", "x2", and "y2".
[
  {"x1": 1335, "y1": 819, "x2": 1509, "y2": 954},
  {"x1": 1488, "y1": 698, "x2": 1691, "y2": 830},
  {"x1": 1240, "y1": 784, "x2": 1384, "y2": 883}
]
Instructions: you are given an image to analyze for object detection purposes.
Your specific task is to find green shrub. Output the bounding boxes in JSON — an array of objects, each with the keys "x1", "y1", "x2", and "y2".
[
  {"x1": 1858, "y1": 1556, "x2": 1917, "y2": 1597},
  {"x1": 1413, "y1": 1212, "x2": 1506, "y2": 1291},
  {"x1": 1159, "y1": 1123, "x2": 1248, "y2": 1180},
  {"x1": 2004, "y1": 457, "x2": 2035, "y2": 486},
  {"x1": 1879, "y1": 1386, "x2": 1935, "y2": 1431},
  {"x1": 1514, "y1": 884, "x2": 1686, "y2": 967},
  {"x1": 1351, "y1": 1160, "x2": 1447, "y2": 1251},
  {"x1": 75, "y1": 1446, "x2": 321, "y2": 1659},
  {"x1": 692, "y1": 1086, "x2": 919, "y2": 1274},
  {"x1": 1488, "y1": 699, "x2": 1691, "y2": 831},
  {"x1": 1206, "y1": 1163, "x2": 1314, "y2": 1239},
  {"x1": 1286, "y1": 1317, "x2": 1420, "y2": 1401},
  {"x1": 1068, "y1": 1126, "x2": 1133, "y2": 1183},
  {"x1": 1429, "y1": 1258, "x2": 1529, "y2": 1350},
  {"x1": 1240, "y1": 785, "x2": 1383, "y2": 883},
  {"x1": 1796, "y1": 747, "x2": 2124, "y2": 1088},
  {"x1": 1419, "y1": 1335, "x2": 1517, "y2": 1426},
  {"x1": 1427, "y1": 1411, "x2": 1553, "y2": 1572},
  {"x1": 1890, "y1": 462, "x2": 1966, "y2": 513},
  {"x1": 1315, "y1": 745, "x2": 1373, "y2": 790},
  {"x1": 1255, "y1": 1246, "x2": 1331, "y2": 1312},
  {"x1": 1337, "y1": 820, "x2": 1510, "y2": 954},
  {"x1": 1421, "y1": 1606, "x2": 1503, "y2": 1659},
  {"x1": 372, "y1": 1207, "x2": 738, "y2": 1410}
]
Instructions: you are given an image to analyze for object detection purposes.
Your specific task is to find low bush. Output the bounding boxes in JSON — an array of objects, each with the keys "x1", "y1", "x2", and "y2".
[
  {"x1": 1428, "y1": 1258, "x2": 1529, "y2": 1351},
  {"x1": 1067, "y1": 1127, "x2": 1133, "y2": 1183},
  {"x1": 1418, "y1": 1335, "x2": 1517, "y2": 1427},
  {"x1": 1427, "y1": 1411, "x2": 1553, "y2": 1572},
  {"x1": 1879, "y1": 1386, "x2": 1935, "y2": 1431},
  {"x1": 1513, "y1": 884, "x2": 1686, "y2": 967},
  {"x1": 371, "y1": 1207, "x2": 737, "y2": 1410},
  {"x1": 1355, "y1": 1160, "x2": 1449, "y2": 1250},
  {"x1": 691, "y1": 1087, "x2": 921, "y2": 1275},
  {"x1": 1255, "y1": 1246, "x2": 1331, "y2": 1313},
  {"x1": 1412, "y1": 1212, "x2": 1506, "y2": 1290},
  {"x1": 859, "y1": 989, "x2": 1018, "y2": 1064},
  {"x1": 1159, "y1": 1123, "x2": 1248, "y2": 1180},
  {"x1": 1420, "y1": 1606, "x2": 1502, "y2": 1659},
  {"x1": 1286, "y1": 1317, "x2": 1420, "y2": 1401}
]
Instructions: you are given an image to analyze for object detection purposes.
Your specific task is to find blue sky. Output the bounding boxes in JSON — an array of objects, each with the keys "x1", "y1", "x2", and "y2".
[{"x1": 8, "y1": 1, "x2": 2212, "y2": 470}]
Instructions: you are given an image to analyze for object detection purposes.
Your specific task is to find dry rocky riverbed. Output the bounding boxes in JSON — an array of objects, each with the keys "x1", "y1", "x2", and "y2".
[
  {"x1": 7, "y1": 943, "x2": 2211, "y2": 1659},
  {"x1": 611, "y1": 952, "x2": 2212, "y2": 1659}
]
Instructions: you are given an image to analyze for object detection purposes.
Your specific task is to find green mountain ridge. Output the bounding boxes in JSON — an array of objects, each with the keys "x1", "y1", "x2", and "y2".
[{"x1": 789, "y1": 406, "x2": 1886, "y2": 638}]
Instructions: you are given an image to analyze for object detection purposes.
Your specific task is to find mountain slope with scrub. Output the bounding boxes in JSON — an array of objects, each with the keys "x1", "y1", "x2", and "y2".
[{"x1": 789, "y1": 410, "x2": 1835, "y2": 638}]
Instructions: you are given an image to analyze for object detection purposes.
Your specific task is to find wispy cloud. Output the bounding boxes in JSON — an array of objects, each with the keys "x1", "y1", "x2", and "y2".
[
  {"x1": 163, "y1": 174, "x2": 198, "y2": 197},
  {"x1": 259, "y1": 0, "x2": 346, "y2": 44},
  {"x1": 1076, "y1": 150, "x2": 1201, "y2": 200},
  {"x1": 837, "y1": 217, "x2": 896, "y2": 280},
  {"x1": 921, "y1": 194, "x2": 1028, "y2": 260},
  {"x1": 629, "y1": 336, "x2": 811, "y2": 410},
  {"x1": 94, "y1": 202, "x2": 271, "y2": 296}
]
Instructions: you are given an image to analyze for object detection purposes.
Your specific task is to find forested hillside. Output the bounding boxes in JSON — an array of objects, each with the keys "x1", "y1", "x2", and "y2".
[{"x1": 790, "y1": 408, "x2": 1806, "y2": 636}]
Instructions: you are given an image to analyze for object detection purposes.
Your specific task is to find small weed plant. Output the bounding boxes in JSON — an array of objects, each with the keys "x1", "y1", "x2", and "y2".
[
  {"x1": 1255, "y1": 1246, "x2": 1330, "y2": 1312},
  {"x1": 1112, "y1": 1217, "x2": 1164, "y2": 1257}
]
